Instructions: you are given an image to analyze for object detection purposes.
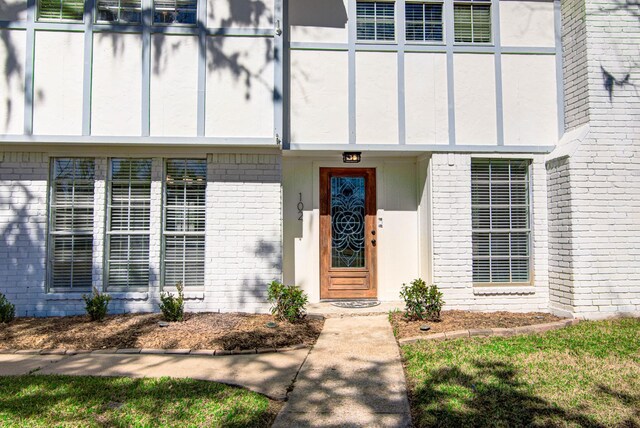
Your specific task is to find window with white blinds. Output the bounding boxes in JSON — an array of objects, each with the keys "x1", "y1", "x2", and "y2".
[
  {"x1": 48, "y1": 159, "x2": 95, "y2": 290},
  {"x1": 454, "y1": 0, "x2": 491, "y2": 43},
  {"x1": 106, "y1": 159, "x2": 152, "y2": 290},
  {"x1": 406, "y1": 2, "x2": 443, "y2": 42},
  {"x1": 153, "y1": 0, "x2": 197, "y2": 24},
  {"x1": 357, "y1": 1, "x2": 396, "y2": 41},
  {"x1": 38, "y1": 0, "x2": 84, "y2": 21},
  {"x1": 472, "y1": 159, "x2": 531, "y2": 284},
  {"x1": 97, "y1": 0, "x2": 142, "y2": 23},
  {"x1": 163, "y1": 159, "x2": 206, "y2": 288}
]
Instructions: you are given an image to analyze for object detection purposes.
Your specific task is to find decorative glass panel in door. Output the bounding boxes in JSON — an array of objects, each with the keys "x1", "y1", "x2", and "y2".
[{"x1": 331, "y1": 177, "x2": 366, "y2": 268}]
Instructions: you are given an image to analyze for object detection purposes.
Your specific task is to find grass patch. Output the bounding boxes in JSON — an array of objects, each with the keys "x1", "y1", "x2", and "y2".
[
  {"x1": 0, "y1": 375, "x2": 279, "y2": 427},
  {"x1": 402, "y1": 318, "x2": 640, "y2": 427}
]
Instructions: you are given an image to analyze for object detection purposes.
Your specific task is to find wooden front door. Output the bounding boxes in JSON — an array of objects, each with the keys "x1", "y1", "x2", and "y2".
[{"x1": 320, "y1": 168, "x2": 377, "y2": 300}]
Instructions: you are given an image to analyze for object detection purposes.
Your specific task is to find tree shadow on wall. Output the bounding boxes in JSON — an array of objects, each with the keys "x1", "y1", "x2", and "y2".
[
  {"x1": 232, "y1": 238, "x2": 282, "y2": 312},
  {"x1": 0, "y1": 178, "x2": 46, "y2": 317},
  {"x1": 0, "y1": 0, "x2": 277, "y2": 124},
  {"x1": 597, "y1": 0, "x2": 639, "y2": 100}
]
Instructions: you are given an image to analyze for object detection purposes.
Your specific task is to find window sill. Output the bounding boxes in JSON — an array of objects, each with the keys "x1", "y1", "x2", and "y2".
[
  {"x1": 46, "y1": 291, "x2": 150, "y2": 301},
  {"x1": 355, "y1": 40, "x2": 398, "y2": 45},
  {"x1": 108, "y1": 292, "x2": 149, "y2": 301},
  {"x1": 46, "y1": 292, "x2": 89, "y2": 301},
  {"x1": 453, "y1": 42, "x2": 494, "y2": 47},
  {"x1": 162, "y1": 289, "x2": 205, "y2": 300},
  {"x1": 405, "y1": 41, "x2": 445, "y2": 46},
  {"x1": 473, "y1": 286, "x2": 536, "y2": 296}
]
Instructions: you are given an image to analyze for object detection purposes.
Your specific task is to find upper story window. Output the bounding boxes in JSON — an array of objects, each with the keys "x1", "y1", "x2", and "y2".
[
  {"x1": 406, "y1": 2, "x2": 444, "y2": 42},
  {"x1": 48, "y1": 158, "x2": 95, "y2": 290},
  {"x1": 38, "y1": 0, "x2": 84, "y2": 21},
  {"x1": 357, "y1": 1, "x2": 396, "y2": 41},
  {"x1": 472, "y1": 159, "x2": 531, "y2": 285},
  {"x1": 153, "y1": 0, "x2": 197, "y2": 25},
  {"x1": 454, "y1": 0, "x2": 491, "y2": 43},
  {"x1": 97, "y1": 0, "x2": 142, "y2": 23}
]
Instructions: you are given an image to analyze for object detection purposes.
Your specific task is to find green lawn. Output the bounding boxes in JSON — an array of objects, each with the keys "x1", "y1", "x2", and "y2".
[
  {"x1": 0, "y1": 375, "x2": 278, "y2": 427},
  {"x1": 402, "y1": 318, "x2": 640, "y2": 427}
]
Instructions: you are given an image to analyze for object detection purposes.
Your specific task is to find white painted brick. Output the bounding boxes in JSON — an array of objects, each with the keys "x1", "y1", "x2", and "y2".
[
  {"x1": 548, "y1": 0, "x2": 640, "y2": 319},
  {"x1": 0, "y1": 151, "x2": 282, "y2": 317},
  {"x1": 430, "y1": 154, "x2": 550, "y2": 312}
]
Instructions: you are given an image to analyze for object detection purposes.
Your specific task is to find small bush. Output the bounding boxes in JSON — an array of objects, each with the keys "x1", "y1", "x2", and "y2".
[
  {"x1": 160, "y1": 282, "x2": 185, "y2": 322},
  {"x1": 400, "y1": 279, "x2": 444, "y2": 321},
  {"x1": 82, "y1": 287, "x2": 112, "y2": 322},
  {"x1": 267, "y1": 281, "x2": 308, "y2": 323},
  {"x1": 0, "y1": 292, "x2": 15, "y2": 323}
]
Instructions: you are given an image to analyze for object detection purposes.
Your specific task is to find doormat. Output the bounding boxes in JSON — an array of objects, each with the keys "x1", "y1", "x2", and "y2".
[{"x1": 330, "y1": 300, "x2": 381, "y2": 309}]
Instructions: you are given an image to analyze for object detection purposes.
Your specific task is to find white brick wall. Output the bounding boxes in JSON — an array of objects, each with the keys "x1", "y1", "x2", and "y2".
[
  {"x1": 201, "y1": 153, "x2": 282, "y2": 314},
  {"x1": 547, "y1": 0, "x2": 640, "y2": 318},
  {"x1": 562, "y1": 0, "x2": 590, "y2": 130},
  {"x1": 546, "y1": 156, "x2": 574, "y2": 314},
  {"x1": 0, "y1": 151, "x2": 282, "y2": 317},
  {"x1": 0, "y1": 152, "x2": 49, "y2": 316},
  {"x1": 430, "y1": 153, "x2": 550, "y2": 312}
]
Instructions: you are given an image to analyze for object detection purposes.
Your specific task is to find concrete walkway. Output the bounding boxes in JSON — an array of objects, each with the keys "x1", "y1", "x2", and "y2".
[
  {"x1": 273, "y1": 315, "x2": 412, "y2": 427},
  {"x1": 0, "y1": 349, "x2": 308, "y2": 400}
]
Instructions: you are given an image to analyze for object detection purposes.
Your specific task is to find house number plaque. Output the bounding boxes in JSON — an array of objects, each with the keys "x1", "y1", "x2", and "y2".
[{"x1": 298, "y1": 193, "x2": 304, "y2": 221}]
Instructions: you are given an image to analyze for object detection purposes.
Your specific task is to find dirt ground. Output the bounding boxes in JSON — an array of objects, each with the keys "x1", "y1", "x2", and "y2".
[
  {"x1": 0, "y1": 313, "x2": 324, "y2": 351},
  {"x1": 390, "y1": 310, "x2": 562, "y2": 340}
]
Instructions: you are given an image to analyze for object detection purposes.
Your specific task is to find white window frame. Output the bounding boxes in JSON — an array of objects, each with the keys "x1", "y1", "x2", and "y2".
[
  {"x1": 161, "y1": 159, "x2": 206, "y2": 289},
  {"x1": 47, "y1": 158, "x2": 95, "y2": 292},
  {"x1": 356, "y1": 0, "x2": 397, "y2": 43},
  {"x1": 95, "y1": 0, "x2": 143, "y2": 24},
  {"x1": 471, "y1": 159, "x2": 533, "y2": 286},
  {"x1": 453, "y1": 0, "x2": 492, "y2": 45},
  {"x1": 152, "y1": 0, "x2": 198, "y2": 26},
  {"x1": 105, "y1": 159, "x2": 152, "y2": 291},
  {"x1": 405, "y1": 1, "x2": 445, "y2": 44}
]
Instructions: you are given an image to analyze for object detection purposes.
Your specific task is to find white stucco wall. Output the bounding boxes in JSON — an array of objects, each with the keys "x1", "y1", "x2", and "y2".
[
  {"x1": 356, "y1": 52, "x2": 399, "y2": 144},
  {"x1": 91, "y1": 33, "x2": 142, "y2": 136},
  {"x1": 290, "y1": 49, "x2": 349, "y2": 144},
  {"x1": 205, "y1": 36, "x2": 274, "y2": 138},
  {"x1": 289, "y1": 0, "x2": 349, "y2": 43},
  {"x1": 282, "y1": 156, "x2": 419, "y2": 303},
  {"x1": 500, "y1": 0, "x2": 556, "y2": 47},
  {"x1": 454, "y1": 54, "x2": 497, "y2": 146},
  {"x1": 150, "y1": 35, "x2": 199, "y2": 137},
  {"x1": 207, "y1": 0, "x2": 274, "y2": 29},
  {"x1": 0, "y1": 0, "x2": 27, "y2": 21},
  {"x1": 0, "y1": 29, "x2": 25, "y2": 135},
  {"x1": 502, "y1": 54, "x2": 558, "y2": 146},
  {"x1": 33, "y1": 31, "x2": 84, "y2": 136},
  {"x1": 405, "y1": 53, "x2": 449, "y2": 145}
]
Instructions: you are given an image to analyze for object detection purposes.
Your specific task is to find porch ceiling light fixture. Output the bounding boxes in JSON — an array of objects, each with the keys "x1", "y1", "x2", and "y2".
[{"x1": 342, "y1": 152, "x2": 362, "y2": 164}]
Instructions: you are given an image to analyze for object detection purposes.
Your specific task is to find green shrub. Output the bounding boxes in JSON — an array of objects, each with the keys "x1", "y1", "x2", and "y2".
[
  {"x1": 400, "y1": 279, "x2": 444, "y2": 321},
  {"x1": 267, "y1": 281, "x2": 308, "y2": 323},
  {"x1": 0, "y1": 292, "x2": 15, "y2": 323},
  {"x1": 160, "y1": 282, "x2": 185, "y2": 322},
  {"x1": 82, "y1": 287, "x2": 112, "y2": 322}
]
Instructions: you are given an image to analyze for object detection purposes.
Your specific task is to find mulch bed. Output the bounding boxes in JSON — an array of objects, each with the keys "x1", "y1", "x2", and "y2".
[
  {"x1": 0, "y1": 313, "x2": 324, "y2": 351},
  {"x1": 390, "y1": 310, "x2": 562, "y2": 340}
]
